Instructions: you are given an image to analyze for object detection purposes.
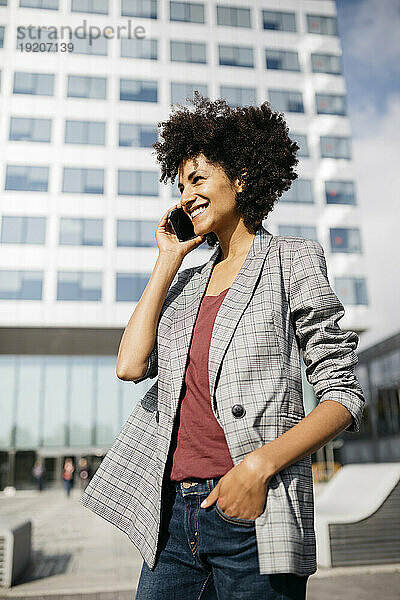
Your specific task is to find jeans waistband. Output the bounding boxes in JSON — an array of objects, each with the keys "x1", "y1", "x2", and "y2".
[{"x1": 169, "y1": 476, "x2": 222, "y2": 496}]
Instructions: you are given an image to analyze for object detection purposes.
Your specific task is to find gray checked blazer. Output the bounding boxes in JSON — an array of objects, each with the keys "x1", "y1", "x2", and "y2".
[{"x1": 80, "y1": 223, "x2": 365, "y2": 577}]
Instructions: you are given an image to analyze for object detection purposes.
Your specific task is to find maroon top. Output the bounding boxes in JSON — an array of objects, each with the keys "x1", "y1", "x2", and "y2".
[{"x1": 168, "y1": 287, "x2": 235, "y2": 481}]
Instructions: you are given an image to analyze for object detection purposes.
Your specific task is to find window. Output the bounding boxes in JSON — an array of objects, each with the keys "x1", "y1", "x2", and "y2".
[
  {"x1": 57, "y1": 271, "x2": 102, "y2": 301},
  {"x1": 121, "y1": 37, "x2": 157, "y2": 59},
  {"x1": 117, "y1": 219, "x2": 158, "y2": 247},
  {"x1": 220, "y1": 85, "x2": 256, "y2": 108},
  {"x1": 70, "y1": 32, "x2": 107, "y2": 55},
  {"x1": 118, "y1": 170, "x2": 158, "y2": 196},
  {"x1": 67, "y1": 75, "x2": 106, "y2": 99},
  {"x1": 311, "y1": 53, "x2": 342, "y2": 75},
  {"x1": 262, "y1": 10, "x2": 296, "y2": 32},
  {"x1": 0, "y1": 270, "x2": 43, "y2": 300},
  {"x1": 376, "y1": 387, "x2": 400, "y2": 436},
  {"x1": 219, "y1": 44, "x2": 253, "y2": 68},
  {"x1": 325, "y1": 181, "x2": 356, "y2": 205},
  {"x1": 170, "y1": 82, "x2": 208, "y2": 105},
  {"x1": 1, "y1": 216, "x2": 46, "y2": 244},
  {"x1": 307, "y1": 14, "x2": 338, "y2": 36},
  {"x1": 120, "y1": 78, "x2": 158, "y2": 102},
  {"x1": 170, "y1": 40, "x2": 206, "y2": 63},
  {"x1": 170, "y1": 1, "x2": 204, "y2": 23},
  {"x1": 316, "y1": 93, "x2": 346, "y2": 116},
  {"x1": 0, "y1": 26, "x2": 4, "y2": 48},
  {"x1": 5, "y1": 165, "x2": 49, "y2": 192},
  {"x1": 121, "y1": 0, "x2": 157, "y2": 19},
  {"x1": 0, "y1": 1, "x2": 7, "y2": 5},
  {"x1": 320, "y1": 136, "x2": 351, "y2": 159},
  {"x1": 330, "y1": 228, "x2": 362, "y2": 253},
  {"x1": 9, "y1": 117, "x2": 52, "y2": 142},
  {"x1": 119, "y1": 123, "x2": 157, "y2": 147},
  {"x1": 14, "y1": 72, "x2": 54, "y2": 95},
  {"x1": 216, "y1": 5, "x2": 251, "y2": 28},
  {"x1": 71, "y1": 0, "x2": 108, "y2": 14},
  {"x1": 281, "y1": 179, "x2": 313, "y2": 204},
  {"x1": 278, "y1": 225, "x2": 318, "y2": 241},
  {"x1": 20, "y1": 0, "x2": 58, "y2": 8},
  {"x1": 65, "y1": 120, "x2": 105, "y2": 145},
  {"x1": 265, "y1": 49, "x2": 300, "y2": 71},
  {"x1": 290, "y1": 133, "x2": 309, "y2": 158},
  {"x1": 269, "y1": 89, "x2": 304, "y2": 113},
  {"x1": 62, "y1": 168, "x2": 104, "y2": 194},
  {"x1": 335, "y1": 277, "x2": 368, "y2": 306},
  {"x1": 116, "y1": 273, "x2": 150, "y2": 301},
  {"x1": 59, "y1": 218, "x2": 103, "y2": 245},
  {"x1": 17, "y1": 27, "x2": 57, "y2": 51}
]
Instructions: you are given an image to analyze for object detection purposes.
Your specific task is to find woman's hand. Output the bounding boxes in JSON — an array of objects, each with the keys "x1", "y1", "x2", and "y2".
[
  {"x1": 156, "y1": 202, "x2": 206, "y2": 260},
  {"x1": 200, "y1": 453, "x2": 273, "y2": 520}
]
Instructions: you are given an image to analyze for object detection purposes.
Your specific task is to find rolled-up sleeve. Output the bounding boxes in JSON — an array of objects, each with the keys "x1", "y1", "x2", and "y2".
[{"x1": 289, "y1": 239, "x2": 365, "y2": 432}]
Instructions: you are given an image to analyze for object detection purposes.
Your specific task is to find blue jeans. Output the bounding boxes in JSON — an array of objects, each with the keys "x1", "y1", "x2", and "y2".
[{"x1": 135, "y1": 477, "x2": 309, "y2": 600}]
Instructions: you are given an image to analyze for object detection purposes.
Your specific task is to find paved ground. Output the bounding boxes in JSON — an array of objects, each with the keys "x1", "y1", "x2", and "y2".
[{"x1": 0, "y1": 487, "x2": 399, "y2": 599}]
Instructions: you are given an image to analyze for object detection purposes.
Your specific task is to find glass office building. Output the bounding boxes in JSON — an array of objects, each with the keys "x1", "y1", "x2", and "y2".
[{"x1": 0, "y1": 0, "x2": 369, "y2": 488}]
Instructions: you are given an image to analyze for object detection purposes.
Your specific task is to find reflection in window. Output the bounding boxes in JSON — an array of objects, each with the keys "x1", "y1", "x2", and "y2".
[
  {"x1": 57, "y1": 271, "x2": 102, "y2": 300},
  {"x1": 119, "y1": 123, "x2": 157, "y2": 147},
  {"x1": 120, "y1": 78, "x2": 158, "y2": 102},
  {"x1": 170, "y1": 40, "x2": 206, "y2": 63},
  {"x1": 307, "y1": 14, "x2": 338, "y2": 35},
  {"x1": 0, "y1": 270, "x2": 43, "y2": 300},
  {"x1": 1, "y1": 216, "x2": 46, "y2": 244},
  {"x1": 311, "y1": 53, "x2": 342, "y2": 75},
  {"x1": 116, "y1": 273, "x2": 149, "y2": 301},
  {"x1": 118, "y1": 170, "x2": 158, "y2": 196},
  {"x1": 281, "y1": 179, "x2": 313, "y2": 203},
  {"x1": 117, "y1": 219, "x2": 159, "y2": 247},
  {"x1": 42, "y1": 358, "x2": 68, "y2": 446},
  {"x1": 59, "y1": 218, "x2": 103, "y2": 246},
  {"x1": 171, "y1": 82, "x2": 208, "y2": 106},
  {"x1": 335, "y1": 277, "x2": 368, "y2": 305},
  {"x1": 290, "y1": 133, "x2": 309, "y2": 157},
  {"x1": 0, "y1": 26, "x2": 4, "y2": 48},
  {"x1": 121, "y1": 37, "x2": 157, "y2": 59},
  {"x1": 278, "y1": 225, "x2": 318, "y2": 241},
  {"x1": 9, "y1": 117, "x2": 52, "y2": 142},
  {"x1": 121, "y1": 0, "x2": 157, "y2": 19},
  {"x1": 15, "y1": 357, "x2": 42, "y2": 447},
  {"x1": 67, "y1": 75, "x2": 106, "y2": 99},
  {"x1": 62, "y1": 168, "x2": 104, "y2": 194},
  {"x1": 325, "y1": 181, "x2": 356, "y2": 205},
  {"x1": 71, "y1": 0, "x2": 108, "y2": 14},
  {"x1": 5, "y1": 165, "x2": 49, "y2": 192},
  {"x1": 269, "y1": 89, "x2": 304, "y2": 113},
  {"x1": 220, "y1": 85, "x2": 256, "y2": 108},
  {"x1": 65, "y1": 120, "x2": 105, "y2": 145},
  {"x1": 316, "y1": 93, "x2": 346, "y2": 116},
  {"x1": 170, "y1": 1, "x2": 204, "y2": 23},
  {"x1": 69, "y1": 358, "x2": 94, "y2": 445},
  {"x1": 20, "y1": 0, "x2": 58, "y2": 9},
  {"x1": 219, "y1": 44, "x2": 253, "y2": 68},
  {"x1": 216, "y1": 5, "x2": 251, "y2": 28},
  {"x1": 320, "y1": 136, "x2": 351, "y2": 159},
  {"x1": 330, "y1": 228, "x2": 362, "y2": 253},
  {"x1": 14, "y1": 72, "x2": 54, "y2": 95},
  {"x1": 262, "y1": 10, "x2": 296, "y2": 32},
  {"x1": 265, "y1": 49, "x2": 300, "y2": 71},
  {"x1": 70, "y1": 32, "x2": 107, "y2": 55}
]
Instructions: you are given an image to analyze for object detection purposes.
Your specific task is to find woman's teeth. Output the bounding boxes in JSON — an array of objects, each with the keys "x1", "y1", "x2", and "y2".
[{"x1": 191, "y1": 205, "x2": 208, "y2": 220}]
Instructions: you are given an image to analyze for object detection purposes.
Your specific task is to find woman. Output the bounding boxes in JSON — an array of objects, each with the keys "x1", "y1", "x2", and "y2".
[{"x1": 80, "y1": 93, "x2": 365, "y2": 599}]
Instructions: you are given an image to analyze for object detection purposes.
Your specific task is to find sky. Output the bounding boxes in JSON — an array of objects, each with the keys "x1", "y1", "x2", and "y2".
[{"x1": 335, "y1": 0, "x2": 400, "y2": 349}]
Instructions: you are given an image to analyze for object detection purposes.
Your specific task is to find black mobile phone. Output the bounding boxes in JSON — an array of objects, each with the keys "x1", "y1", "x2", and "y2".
[{"x1": 167, "y1": 207, "x2": 198, "y2": 242}]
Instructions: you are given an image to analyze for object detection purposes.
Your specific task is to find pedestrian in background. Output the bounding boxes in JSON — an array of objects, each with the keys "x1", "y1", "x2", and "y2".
[
  {"x1": 78, "y1": 457, "x2": 91, "y2": 490},
  {"x1": 62, "y1": 457, "x2": 75, "y2": 497},
  {"x1": 32, "y1": 459, "x2": 45, "y2": 492}
]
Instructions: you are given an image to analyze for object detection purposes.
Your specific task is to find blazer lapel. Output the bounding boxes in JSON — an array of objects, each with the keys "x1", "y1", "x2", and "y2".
[{"x1": 166, "y1": 223, "x2": 274, "y2": 420}]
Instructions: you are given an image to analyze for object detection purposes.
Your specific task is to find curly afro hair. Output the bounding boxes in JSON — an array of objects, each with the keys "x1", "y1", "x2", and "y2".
[{"x1": 152, "y1": 91, "x2": 299, "y2": 248}]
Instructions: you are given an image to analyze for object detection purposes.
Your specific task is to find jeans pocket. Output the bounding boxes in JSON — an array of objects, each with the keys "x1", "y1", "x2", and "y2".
[{"x1": 215, "y1": 501, "x2": 255, "y2": 527}]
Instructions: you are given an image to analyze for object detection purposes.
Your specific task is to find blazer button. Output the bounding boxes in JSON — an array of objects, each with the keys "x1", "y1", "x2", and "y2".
[
  {"x1": 231, "y1": 404, "x2": 246, "y2": 418},
  {"x1": 155, "y1": 410, "x2": 159, "y2": 423}
]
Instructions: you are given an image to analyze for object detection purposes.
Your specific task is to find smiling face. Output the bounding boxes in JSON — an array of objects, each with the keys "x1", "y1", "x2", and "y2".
[{"x1": 177, "y1": 153, "x2": 244, "y2": 237}]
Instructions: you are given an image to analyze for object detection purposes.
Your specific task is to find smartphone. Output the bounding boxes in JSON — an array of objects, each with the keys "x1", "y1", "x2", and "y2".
[{"x1": 167, "y1": 206, "x2": 199, "y2": 242}]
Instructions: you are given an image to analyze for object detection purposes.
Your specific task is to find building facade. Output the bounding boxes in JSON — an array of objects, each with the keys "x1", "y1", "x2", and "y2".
[{"x1": 0, "y1": 0, "x2": 369, "y2": 489}]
